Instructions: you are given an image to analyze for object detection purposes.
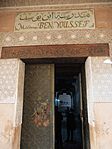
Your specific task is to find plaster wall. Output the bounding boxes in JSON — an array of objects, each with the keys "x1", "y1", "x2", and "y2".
[
  {"x1": 85, "y1": 57, "x2": 112, "y2": 149},
  {"x1": 0, "y1": 59, "x2": 25, "y2": 149},
  {"x1": 0, "y1": 0, "x2": 112, "y2": 7},
  {"x1": 0, "y1": 4, "x2": 112, "y2": 57},
  {"x1": 0, "y1": 6, "x2": 112, "y2": 32}
]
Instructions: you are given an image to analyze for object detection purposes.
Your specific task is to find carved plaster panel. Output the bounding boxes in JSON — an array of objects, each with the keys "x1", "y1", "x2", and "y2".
[
  {"x1": 86, "y1": 57, "x2": 112, "y2": 102},
  {"x1": 0, "y1": 59, "x2": 19, "y2": 103},
  {"x1": 0, "y1": 29, "x2": 112, "y2": 47},
  {"x1": 92, "y1": 57, "x2": 112, "y2": 102}
]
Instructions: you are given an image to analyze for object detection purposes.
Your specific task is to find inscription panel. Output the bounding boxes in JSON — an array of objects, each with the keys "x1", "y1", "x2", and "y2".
[{"x1": 14, "y1": 9, "x2": 95, "y2": 32}]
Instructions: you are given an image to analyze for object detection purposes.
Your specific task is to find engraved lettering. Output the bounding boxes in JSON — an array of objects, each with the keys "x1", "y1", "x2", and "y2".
[{"x1": 14, "y1": 9, "x2": 95, "y2": 32}]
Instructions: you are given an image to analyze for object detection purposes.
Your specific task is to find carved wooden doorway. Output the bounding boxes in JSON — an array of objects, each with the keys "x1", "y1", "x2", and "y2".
[{"x1": 20, "y1": 60, "x2": 90, "y2": 149}]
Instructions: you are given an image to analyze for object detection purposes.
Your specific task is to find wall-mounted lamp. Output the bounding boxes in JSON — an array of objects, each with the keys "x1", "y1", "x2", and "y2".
[{"x1": 104, "y1": 58, "x2": 112, "y2": 64}]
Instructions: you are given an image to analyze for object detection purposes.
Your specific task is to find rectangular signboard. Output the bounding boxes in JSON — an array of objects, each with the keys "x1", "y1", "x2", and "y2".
[{"x1": 14, "y1": 9, "x2": 95, "y2": 32}]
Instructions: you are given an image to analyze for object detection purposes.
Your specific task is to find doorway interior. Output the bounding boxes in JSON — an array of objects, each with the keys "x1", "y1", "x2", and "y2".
[
  {"x1": 20, "y1": 58, "x2": 89, "y2": 149},
  {"x1": 55, "y1": 61, "x2": 89, "y2": 149}
]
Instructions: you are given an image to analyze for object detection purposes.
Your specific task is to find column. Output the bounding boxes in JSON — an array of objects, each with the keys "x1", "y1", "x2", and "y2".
[
  {"x1": 0, "y1": 59, "x2": 25, "y2": 149},
  {"x1": 85, "y1": 57, "x2": 112, "y2": 149}
]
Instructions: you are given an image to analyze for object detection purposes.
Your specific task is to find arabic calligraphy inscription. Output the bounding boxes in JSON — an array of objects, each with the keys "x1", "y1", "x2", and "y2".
[{"x1": 14, "y1": 9, "x2": 95, "y2": 32}]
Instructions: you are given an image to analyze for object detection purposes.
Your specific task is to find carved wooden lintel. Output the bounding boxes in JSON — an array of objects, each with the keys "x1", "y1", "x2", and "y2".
[{"x1": 1, "y1": 43, "x2": 109, "y2": 59}]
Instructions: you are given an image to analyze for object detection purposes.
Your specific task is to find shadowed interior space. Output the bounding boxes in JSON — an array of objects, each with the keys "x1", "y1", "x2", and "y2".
[{"x1": 55, "y1": 63, "x2": 88, "y2": 149}]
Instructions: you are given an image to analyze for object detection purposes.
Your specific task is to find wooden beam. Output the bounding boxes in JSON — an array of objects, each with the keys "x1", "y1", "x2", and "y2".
[{"x1": 1, "y1": 43, "x2": 109, "y2": 59}]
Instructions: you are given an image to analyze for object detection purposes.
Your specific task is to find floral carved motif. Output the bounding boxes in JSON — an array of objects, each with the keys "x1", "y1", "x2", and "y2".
[{"x1": 32, "y1": 99, "x2": 50, "y2": 127}]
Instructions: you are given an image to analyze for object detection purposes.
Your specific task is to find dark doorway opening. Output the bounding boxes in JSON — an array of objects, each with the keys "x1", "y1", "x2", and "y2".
[{"x1": 55, "y1": 63, "x2": 88, "y2": 149}]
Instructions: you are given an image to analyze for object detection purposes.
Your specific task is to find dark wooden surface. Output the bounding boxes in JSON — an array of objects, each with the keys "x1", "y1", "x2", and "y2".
[{"x1": 1, "y1": 43, "x2": 109, "y2": 59}]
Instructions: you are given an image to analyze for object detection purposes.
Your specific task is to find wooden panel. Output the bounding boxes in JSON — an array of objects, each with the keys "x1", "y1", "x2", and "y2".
[
  {"x1": 21, "y1": 64, "x2": 54, "y2": 149},
  {"x1": 1, "y1": 44, "x2": 109, "y2": 59}
]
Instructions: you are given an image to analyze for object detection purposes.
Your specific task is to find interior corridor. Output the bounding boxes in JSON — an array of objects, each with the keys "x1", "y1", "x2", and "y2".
[{"x1": 55, "y1": 63, "x2": 84, "y2": 149}]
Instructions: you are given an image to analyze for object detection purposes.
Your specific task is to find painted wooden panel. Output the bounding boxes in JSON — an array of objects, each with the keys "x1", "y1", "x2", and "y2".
[{"x1": 21, "y1": 64, "x2": 54, "y2": 149}]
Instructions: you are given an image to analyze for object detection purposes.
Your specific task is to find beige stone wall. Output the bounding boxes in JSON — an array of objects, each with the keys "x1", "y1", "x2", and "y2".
[
  {"x1": 0, "y1": 0, "x2": 112, "y2": 7},
  {"x1": 0, "y1": 5, "x2": 112, "y2": 32},
  {"x1": 0, "y1": 4, "x2": 112, "y2": 58},
  {"x1": 85, "y1": 57, "x2": 112, "y2": 149},
  {"x1": 0, "y1": 59, "x2": 25, "y2": 149}
]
